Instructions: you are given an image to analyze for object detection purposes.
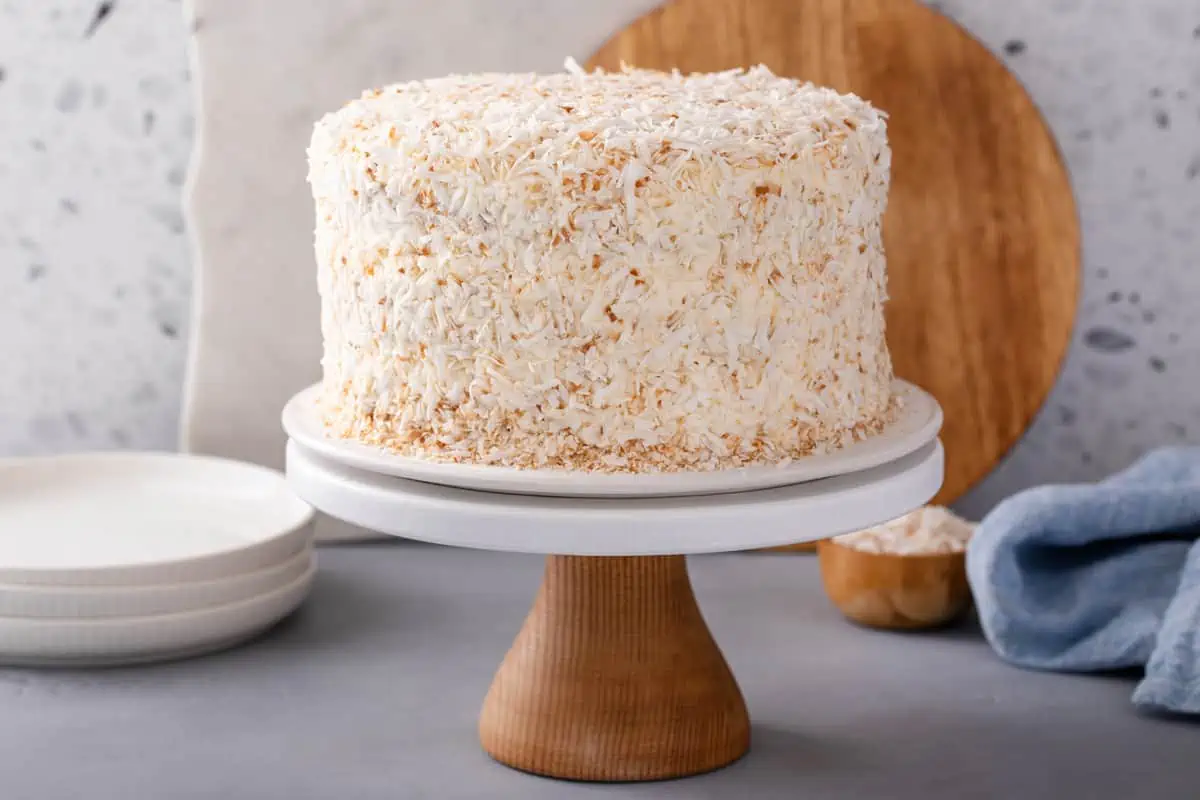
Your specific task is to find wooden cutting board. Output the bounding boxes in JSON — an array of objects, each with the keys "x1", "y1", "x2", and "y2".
[{"x1": 589, "y1": 0, "x2": 1080, "y2": 545}]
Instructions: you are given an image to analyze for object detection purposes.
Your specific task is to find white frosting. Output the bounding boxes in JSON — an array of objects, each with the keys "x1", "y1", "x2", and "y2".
[{"x1": 308, "y1": 61, "x2": 894, "y2": 472}]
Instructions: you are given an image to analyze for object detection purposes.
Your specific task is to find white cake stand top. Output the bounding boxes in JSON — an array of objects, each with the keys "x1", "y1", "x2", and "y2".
[
  {"x1": 282, "y1": 380, "x2": 941, "y2": 498},
  {"x1": 284, "y1": 438, "x2": 943, "y2": 556}
]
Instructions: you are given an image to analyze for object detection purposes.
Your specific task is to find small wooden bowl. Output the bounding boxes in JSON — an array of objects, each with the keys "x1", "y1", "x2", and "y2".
[{"x1": 816, "y1": 538, "x2": 971, "y2": 630}]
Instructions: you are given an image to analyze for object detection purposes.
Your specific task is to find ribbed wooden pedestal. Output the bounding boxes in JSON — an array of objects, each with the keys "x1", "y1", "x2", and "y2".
[{"x1": 479, "y1": 555, "x2": 750, "y2": 781}]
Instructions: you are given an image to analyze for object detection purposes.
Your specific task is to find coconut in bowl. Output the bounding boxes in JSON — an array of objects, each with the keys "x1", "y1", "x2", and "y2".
[{"x1": 817, "y1": 506, "x2": 975, "y2": 630}]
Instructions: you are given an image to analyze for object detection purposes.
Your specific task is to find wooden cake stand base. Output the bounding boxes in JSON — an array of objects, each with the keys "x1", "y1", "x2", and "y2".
[{"x1": 479, "y1": 555, "x2": 749, "y2": 781}]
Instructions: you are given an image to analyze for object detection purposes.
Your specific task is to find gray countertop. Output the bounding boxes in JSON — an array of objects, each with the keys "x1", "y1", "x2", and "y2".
[{"x1": 3, "y1": 543, "x2": 1195, "y2": 799}]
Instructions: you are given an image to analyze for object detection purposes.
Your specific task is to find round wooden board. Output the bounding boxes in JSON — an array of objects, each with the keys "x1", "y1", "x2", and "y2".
[{"x1": 588, "y1": 0, "x2": 1080, "y2": 524}]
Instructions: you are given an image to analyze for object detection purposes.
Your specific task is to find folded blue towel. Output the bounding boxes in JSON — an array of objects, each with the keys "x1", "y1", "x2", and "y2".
[{"x1": 967, "y1": 446, "x2": 1200, "y2": 715}]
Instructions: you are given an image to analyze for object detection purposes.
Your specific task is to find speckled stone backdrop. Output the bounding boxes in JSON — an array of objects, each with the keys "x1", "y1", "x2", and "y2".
[
  {"x1": 0, "y1": 0, "x2": 1197, "y2": 516},
  {"x1": 0, "y1": 0, "x2": 192, "y2": 455}
]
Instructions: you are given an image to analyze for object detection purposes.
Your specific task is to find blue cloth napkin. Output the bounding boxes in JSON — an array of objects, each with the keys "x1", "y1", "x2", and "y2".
[{"x1": 967, "y1": 446, "x2": 1200, "y2": 715}]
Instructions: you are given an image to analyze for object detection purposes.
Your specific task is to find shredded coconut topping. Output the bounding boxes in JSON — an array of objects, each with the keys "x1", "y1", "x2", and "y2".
[
  {"x1": 308, "y1": 61, "x2": 895, "y2": 472},
  {"x1": 834, "y1": 507, "x2": 976, "y2": 555}
]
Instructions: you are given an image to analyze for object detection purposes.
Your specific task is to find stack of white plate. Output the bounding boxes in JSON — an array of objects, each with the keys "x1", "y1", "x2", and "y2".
[{"x1": 0, "y1": 452, "x2": 316, "y2": 667}]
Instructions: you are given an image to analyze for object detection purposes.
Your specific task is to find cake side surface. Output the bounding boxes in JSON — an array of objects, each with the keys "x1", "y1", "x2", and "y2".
[{"x1": 308, "y1": 62, "x2": 894, "y2": 472}]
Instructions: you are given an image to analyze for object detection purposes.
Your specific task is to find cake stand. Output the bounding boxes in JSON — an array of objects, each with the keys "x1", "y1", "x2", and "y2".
[{"x1": 282, "y1": 384, "x2": 944, "y2": 782}]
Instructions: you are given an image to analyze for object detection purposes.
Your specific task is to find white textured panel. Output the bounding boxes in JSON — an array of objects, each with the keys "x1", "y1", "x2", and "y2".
[{"x1": 181, "y1": 0, "x2": 661, "y2": 539}]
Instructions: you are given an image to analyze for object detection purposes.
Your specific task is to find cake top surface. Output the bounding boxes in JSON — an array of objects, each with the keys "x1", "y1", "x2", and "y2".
[{"x1": 310, "y1": 59, "x2": 885, "y2": 171}]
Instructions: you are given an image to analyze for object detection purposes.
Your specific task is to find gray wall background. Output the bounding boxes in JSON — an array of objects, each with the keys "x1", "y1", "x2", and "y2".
[{"x1": 0, "y1": 0, "x2": 1197, "y2": 517}]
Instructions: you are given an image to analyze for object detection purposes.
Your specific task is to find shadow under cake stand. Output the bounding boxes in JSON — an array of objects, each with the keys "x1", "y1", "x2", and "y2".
[{"x1": 282, "y1": 382, "x2": 944, "y2": 782}]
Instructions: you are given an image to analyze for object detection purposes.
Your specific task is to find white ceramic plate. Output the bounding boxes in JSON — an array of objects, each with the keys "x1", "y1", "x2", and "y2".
[
  {"x1": 0, "y1": 452, "x2": 314, "y2": 586},
  {"x1": 0, "y1": 549, "x2": 314, "y2": 619},
  {"x1": 282, "y1": 380, "x2": 942, "y2": 498},
  {"x1": 0, "y1": 562, "x2": 316, "y2": 667},
  {"x1": 286, "y1": 438, "x2": 944, "y2": 556}
]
